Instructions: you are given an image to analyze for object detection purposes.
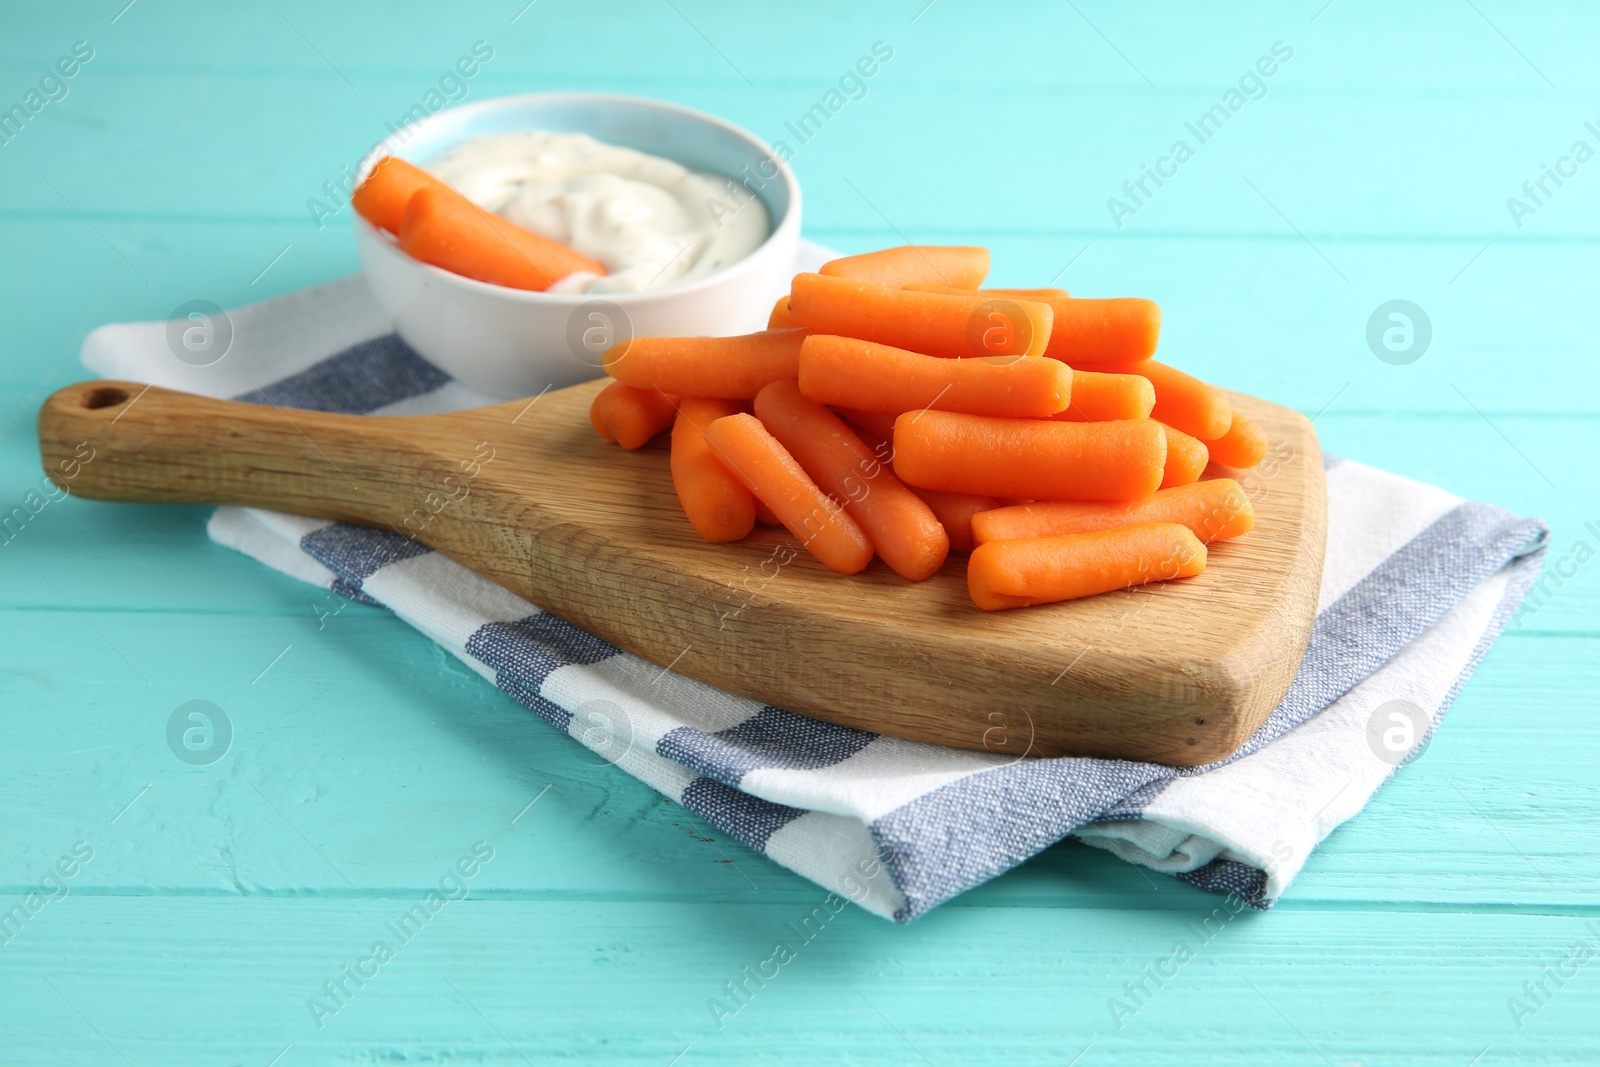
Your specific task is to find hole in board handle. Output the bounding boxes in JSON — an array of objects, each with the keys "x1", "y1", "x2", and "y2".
[{"x1": 83, "y1": 387, "x2": 129, "y2": 410}]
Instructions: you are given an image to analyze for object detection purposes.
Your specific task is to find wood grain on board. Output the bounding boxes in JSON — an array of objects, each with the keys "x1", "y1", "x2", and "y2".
[{"x1": 38, "y1": 377, "x2": 1325, "y2": 765}]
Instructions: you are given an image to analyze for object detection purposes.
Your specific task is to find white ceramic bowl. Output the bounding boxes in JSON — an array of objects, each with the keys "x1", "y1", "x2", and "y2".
[{"x1": 354, "y1": 92, "x2": 801, "y2": 398}]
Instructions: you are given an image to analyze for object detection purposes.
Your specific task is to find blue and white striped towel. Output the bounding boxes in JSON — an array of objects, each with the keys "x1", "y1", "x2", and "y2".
[{"x1": 81, "y1": 242, "x2": 1548, "y2": 922}]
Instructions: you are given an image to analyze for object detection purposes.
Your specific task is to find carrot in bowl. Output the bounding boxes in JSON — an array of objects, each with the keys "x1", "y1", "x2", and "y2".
[
  {"x1": 1048, "y1": 370, "x2": 1155, "y2": 422},
  {"x1": 398, "y1": 187, "x2": 607, "y2": 292},
  {"x1": 755, "y1": 380, "x2": 948, "y2": 581},
  {"x1": 798, "y1": 335, "x2": 1072, "y2": 418},
  {"x1": 1206, "y1": 411, "x2": 1268, "y2": 469},
  {"x1": 820, "y1": 245, "x2": 990, "y2": 290},
  {"x1": 702, "y1": 413, "x2": 873, "y2": 575},
  {"x1": 971, "y1": 478, "x2": 1254, "y2": 547},
  {"x1": 1101, "y1": 359, "x2": 1232, "y2": 442},
  {"x1": 893, "y1": 410, "x2": 1166, "y2": 502},
  {"x1": 602, "y1": 329, "x2": 807, "y2": 399},
  {"x1": 1158, "y1": 423, "x2": 1211, "y2": 488},
  {"x1": 788, "y1": 273, "x2": 1053, "y2": 359},
  {"x1": 668, "y1": 398, "x2": 756, "y2": 543},
  {"x1": 352, "y1": 156, "x2": 456, "y2": 235},
  {"x1": 967, "y1": 523, "x2": 1207, "y2": 611},
  {"x1": 589, "y1": 381, "x2": 678, "y2": 449}
]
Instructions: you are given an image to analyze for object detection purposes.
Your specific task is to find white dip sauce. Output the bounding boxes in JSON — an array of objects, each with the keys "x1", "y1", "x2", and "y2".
[{"x1": 425, "y1": 130, "x2": 770, "y2": 293}]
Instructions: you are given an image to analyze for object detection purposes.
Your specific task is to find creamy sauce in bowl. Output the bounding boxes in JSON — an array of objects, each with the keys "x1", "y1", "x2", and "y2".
[{"x1": 425, "y1": 129, "x2": 770, "y2": 293}]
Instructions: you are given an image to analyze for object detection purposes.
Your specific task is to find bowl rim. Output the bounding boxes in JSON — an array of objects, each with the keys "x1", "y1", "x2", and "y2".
[{"x1": 354, "y1": 90, "x2": 802, "y2": 306}]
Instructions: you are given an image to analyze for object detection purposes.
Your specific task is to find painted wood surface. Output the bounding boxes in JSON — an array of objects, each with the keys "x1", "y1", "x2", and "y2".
[{"x1": 2, "y1": 1, "x2": 1597, "y2": 1063}]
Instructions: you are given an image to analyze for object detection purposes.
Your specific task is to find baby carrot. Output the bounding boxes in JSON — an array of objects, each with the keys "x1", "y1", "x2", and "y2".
[
  {"x1": 753, "y1": 498, "x2": 782, "y2": 526},
  {"x1": 754, "y1": 380, "x2": 948, "y2": 581},
  {"x1": 1041, "y1": 297, "x2": 1161, "y2": 365},
  {"x1": 1159, "y1": 423, "x2": 1210, "y2": 488},
  {"x1": 602, "y1": 329, "x2": 807, "y2": 399},
  {"x1": 588, "y1": 381, "x2": 678, "y2": 449},
  {"x1": 1101, "y1": 359, "x2": 1232, "y2": 441},
  {"x1": 398, "y1": 187, "x2": 607, "y2": 292},
  {"x1": 1048, "y1": 370, "x2": 1155, "y2": 422},
  {"x1": 789, "y1": 273, "x2": 1053, "y2": 359},
  {"x1": 980, "y1": 286, "x2": 1070, "y2": 301},
  {"x1": 1206, "y1": 411, "x2": 1268, "y2": 469},
  {"x1": 834, "y1": 407, "x2": 899, "y2": 445},
  {"x1": 893, "y1": 410, "x2": 1166, "y2": 502},
  {"x1": 768, "y1": 295, "x2": 800, "y2": 329},
  {"x1": 971, "y1": 479, "x2": 1254, "y2": 546},
  {"x1": 913, "y1": 285, "x2": 1071, "y2": 301},
  {"x1": 908, "y1": 487, "x2": 998, "y2": 553},
  {"x1": 820, "y1": 245, "x2": 991, "y2": 290},
  {"x1": 670, "y1": 398, "x2": 755, "y2": 543},
  {"x1": 968, "y1": 523, "x2": 1206, "y2": 610},
  {"x1": 798, "y1": 335, "x2": 1072, "y2": 418},
  {"x1": 834, "y1": 411, "x2": 997, "y2": 552},
  {"x1": 702, "y1": 413, "x2": 873, "y2": 575},
  {"x1": 907, "y1": 287, "x2": 1160, "y2": 365},
  {"x1": 352, "y1": 156, "x2": 455, "y2": 235}
]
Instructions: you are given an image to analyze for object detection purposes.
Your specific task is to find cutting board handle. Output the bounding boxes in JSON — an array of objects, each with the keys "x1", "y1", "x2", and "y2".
[{"x1": 37, "y1": 380, "x2": 414, "y2": 527}]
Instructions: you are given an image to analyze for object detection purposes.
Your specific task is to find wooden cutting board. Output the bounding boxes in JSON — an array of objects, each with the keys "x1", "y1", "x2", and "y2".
[{"x1": 38, "y1": 378, "x2": 1325, "y2": 766}]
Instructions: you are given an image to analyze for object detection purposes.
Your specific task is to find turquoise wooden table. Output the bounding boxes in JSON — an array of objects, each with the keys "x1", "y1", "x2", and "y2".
[{"x1": 3, "y1": 2, "x2": 1597, "y2": 1062}]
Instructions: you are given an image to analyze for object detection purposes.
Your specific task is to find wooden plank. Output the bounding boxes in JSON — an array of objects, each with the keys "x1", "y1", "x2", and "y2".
[
  {"x1": 2, "y1": 71, "x2": 1598, "y2": 238},
  {"x1": 2, "y1": 897, "x2": 1597, "y2": 1064},
  {"x1": 2, "y1": 607, "x2": 1595, "y2": 906}
]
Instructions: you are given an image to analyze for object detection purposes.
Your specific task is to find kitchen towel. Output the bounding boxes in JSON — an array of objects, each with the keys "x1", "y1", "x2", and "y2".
[{"x1": 81, "y1": 241, "x2": 1548, "y2": 922}]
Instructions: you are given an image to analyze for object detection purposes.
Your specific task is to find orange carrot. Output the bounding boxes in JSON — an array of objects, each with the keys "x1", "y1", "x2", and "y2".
[
  {"x1": 1159, "y1": 423, "x2": 1210, "y2": 488},
  {"x1": 702, "y1": 413, "x2": 873, "y2": 575},
  {"x1": 1048, "y1": 370, "x2": 1155, "y2": 422},
  {"x1": 908, "y1": 287, "x2": 1159, "y2": 365},
  {"x1": 1101, "y1": 359, "x2": 1232, "y2": 441},
  {"x1": 398, "y1": 187, "x2": 607, "y2": 292},
  {"x1": 893, "y1": 410, "x2": 1166, "y2": 502},
  {"x1": 602, "y1": 329, "x2": 807, "y2": 399},
  {"x1": 754, "y1": 380, "x2": 948, "y2": 580},
  {"x1": 670, "y1": 398, "x2": 755, "y2": 543},
  {"x1": 967, "y1": 524, "x2": 1206, "y2": 610},
  {"x1": 768, "y1": 296, "x2": 800, "y2": 329},
  {"x1": 589, "y1": 381, "x2": 678, "y2": 449},
  {"x1": 837, "y1": 411, "x2": 998, "y2": 553},
  {"x1": 799, "y1": 334, "x2": 1071, "y2": 418},
  {"x1": 971, "y1": 478, "x2": 1254, "y2": 546},
  {"x1": 753, "y1": 498, "x2": 783, "y2": 526},
  {"x1": 820, "y1": 245, "x2": 990, "y2": 290},
  {"x1": 835, "y1": 407, "x2": 899, "y2": 445},
  {"x1": 789, "y1": 273, "x2": 1052, "y2": 359},
  {"x1": 1206, "y1": 411, "x2": 1268, "y2": 469},
  {"x1": 914, "y1": 285, "x2": 1072, "y2": 301},
  {"x1": 352, "y1": 156, "x2": 456, "y2": 235},
  {"x1": 979, "y1": 286, "x2": 1070, "y2": 301},
  {"x1": 908, "y1": 487, "x2": 998, "y2": 553}
]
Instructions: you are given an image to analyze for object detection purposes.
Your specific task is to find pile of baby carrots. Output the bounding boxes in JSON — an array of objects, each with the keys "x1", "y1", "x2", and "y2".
[
  {"x1": 590, "y1": 245, "x2": 1268, "y2": 611},
  {"x1": 351, "y1": 156, "x2": 606, "y2": 289}
]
